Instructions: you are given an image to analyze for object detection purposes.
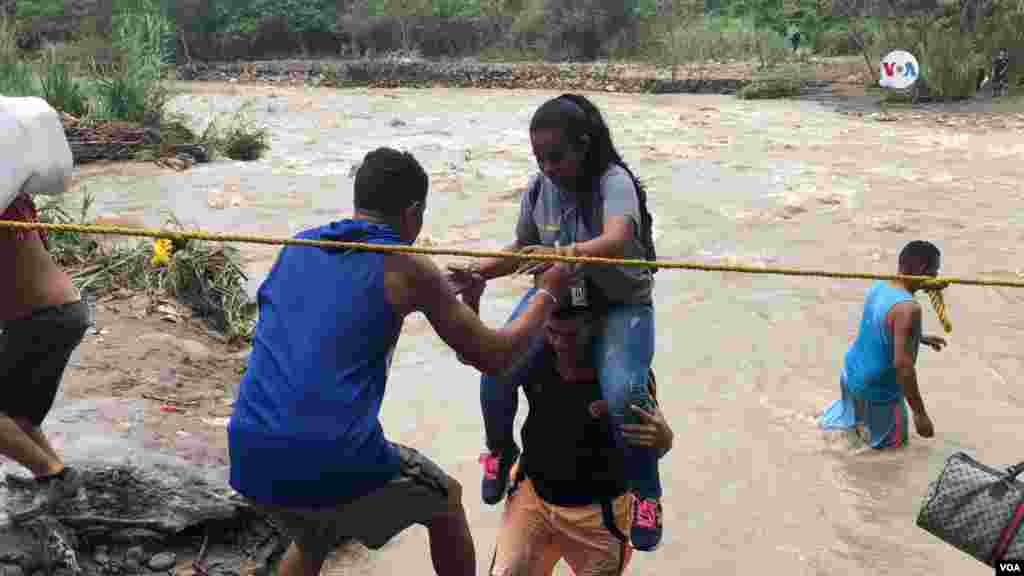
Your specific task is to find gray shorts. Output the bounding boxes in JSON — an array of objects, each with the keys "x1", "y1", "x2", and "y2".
[{"x1": 254, "y1": 444, "x2": 452, "y2": 552}]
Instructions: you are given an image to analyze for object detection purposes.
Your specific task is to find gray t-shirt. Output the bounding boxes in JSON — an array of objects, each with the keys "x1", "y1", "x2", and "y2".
[{"x1": 515, "y1": 164, "x2": 653, "y2": 306}]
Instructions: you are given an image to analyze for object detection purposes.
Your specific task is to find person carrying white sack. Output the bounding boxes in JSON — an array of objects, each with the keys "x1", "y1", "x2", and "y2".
[{"x1": 0, "y1": 96, "x2": 89, "y2": 521}]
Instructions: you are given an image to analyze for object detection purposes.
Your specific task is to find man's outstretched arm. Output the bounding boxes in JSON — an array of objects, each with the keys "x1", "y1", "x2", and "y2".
[{"x1": 408, "y1": 254, "x2": 568, "y2": 375}]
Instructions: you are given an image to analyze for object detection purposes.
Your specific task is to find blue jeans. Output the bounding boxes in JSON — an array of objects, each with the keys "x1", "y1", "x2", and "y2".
[{"x1": 479, "y1": 288, "x2": 662, "y2": 499}]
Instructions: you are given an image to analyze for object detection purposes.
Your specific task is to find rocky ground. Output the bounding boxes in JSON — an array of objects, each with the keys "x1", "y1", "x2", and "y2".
[{"x1": 0, "y1": 296, "x2": 284, "y2": 576}]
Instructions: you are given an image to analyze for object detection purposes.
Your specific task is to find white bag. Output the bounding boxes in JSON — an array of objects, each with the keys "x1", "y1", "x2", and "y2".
[{"x1": 0, "y1": 96, "x2": 74, "y2": 213}]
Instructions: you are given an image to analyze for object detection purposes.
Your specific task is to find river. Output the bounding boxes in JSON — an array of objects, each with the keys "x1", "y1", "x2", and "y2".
[{"x1": 68, "y1": 80, "x2": 1024, "y2": 575}]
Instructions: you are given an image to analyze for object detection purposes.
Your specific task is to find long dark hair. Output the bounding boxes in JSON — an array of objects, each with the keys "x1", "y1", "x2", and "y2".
[{"x1": 529, "y1": 94, "x2": 658, "y2": 272}]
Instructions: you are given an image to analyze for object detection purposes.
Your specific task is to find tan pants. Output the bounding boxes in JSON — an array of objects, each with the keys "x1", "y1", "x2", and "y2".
[{"x1": 489, "y1": 477, "x2": 633, "y2": 576}]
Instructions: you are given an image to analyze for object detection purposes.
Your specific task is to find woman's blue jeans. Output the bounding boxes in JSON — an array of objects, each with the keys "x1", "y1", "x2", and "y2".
[{"x1": 479, "y1": 287, "x2": 662, "y2": 500}]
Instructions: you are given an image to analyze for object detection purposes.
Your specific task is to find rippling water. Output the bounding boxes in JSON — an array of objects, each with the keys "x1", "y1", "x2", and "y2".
[{"x1": 68, "y1": 82, "x2": 1024, "y2": 575}]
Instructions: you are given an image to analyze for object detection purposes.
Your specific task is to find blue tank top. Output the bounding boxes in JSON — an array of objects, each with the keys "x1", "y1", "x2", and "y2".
[
  {"x1": 843, "y1": 281, "x2": 917, "y2": 403},
  {"x1": 228, "y1": 219, "x2": 406, "y2": 508}
]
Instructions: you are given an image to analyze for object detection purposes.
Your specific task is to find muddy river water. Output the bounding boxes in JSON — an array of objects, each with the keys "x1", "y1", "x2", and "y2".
[{"x1": 67, "y1": 81, "x2": 1024, "y2": 575}]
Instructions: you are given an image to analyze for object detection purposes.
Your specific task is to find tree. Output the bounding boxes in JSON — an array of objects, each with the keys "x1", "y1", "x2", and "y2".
[
  {"x1": 382, "y1": 0, "x2": 432, "y2": 51},
  {"x1": 831, "y1": 0, "x2": 879, "y2": 80}
]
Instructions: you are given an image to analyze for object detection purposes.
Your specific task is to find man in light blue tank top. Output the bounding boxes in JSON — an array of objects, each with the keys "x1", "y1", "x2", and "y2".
[
  {"x1": 228, "y1": 148, "x2": 574, "y2": 576},
  {"x1": 819, "y1": 241, "x2": 947, "y2": 449}
]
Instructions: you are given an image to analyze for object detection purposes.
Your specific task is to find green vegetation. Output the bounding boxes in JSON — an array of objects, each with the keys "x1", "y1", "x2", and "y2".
[
  {"x1": 738, "y1": 69, "x2": 802, "y2": 98},
  {"x1": 4, "y1": 0, "x2": 1016, "y2": 100},
  {"x1": 38, "y1": 190, "x2": 256, "y2": 343},
  {"x1": 199, "y1": 104, "x2": 271, "y2": 162},
  {"x1": 1, "y1": 7, "x2": 270, "y2": 162},
  {"x1": 1, "y1": 8, "x2": 171, "y2": 121}
]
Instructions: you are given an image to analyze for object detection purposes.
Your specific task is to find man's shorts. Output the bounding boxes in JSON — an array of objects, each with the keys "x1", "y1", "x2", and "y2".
[
  {"x1": 489, "y1": 477, "x2": 633, "y2": 576},
  {"x1": 852, "y1": 393, "x2": 909, "y2": 449},
  {"x1": 253, "y1": 444, "x2": 452, "y2": 552},
  {"x1": 0, "y1": 301, "x2": 90, "y2": 426},
  {"x1": 819, "y1": 374, "x2": 909, "y2": 450}
]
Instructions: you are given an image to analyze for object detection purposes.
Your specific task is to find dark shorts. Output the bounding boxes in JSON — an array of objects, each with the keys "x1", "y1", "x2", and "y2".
[
  {"x1": 0, "y1": 301, "x2": 91, "y2": 426},
  {"x1": 253, "y1": 444, "x2": 452, "y2": 552}
]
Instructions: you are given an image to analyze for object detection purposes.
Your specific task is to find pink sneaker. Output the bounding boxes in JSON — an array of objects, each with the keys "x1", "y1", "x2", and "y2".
[
  {"x1": 479, "y1": 447, "x2": 518, "y2": 505},
  {"x1": 631, "y1": 495, "x2": 663, "y2": 551}
]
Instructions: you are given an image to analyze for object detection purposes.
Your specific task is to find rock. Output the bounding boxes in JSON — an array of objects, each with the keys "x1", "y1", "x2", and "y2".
[
  {"x1": 0, "y1": 550, "x2": 30, "y2": 565},
  {"x1": 93, "y1": 545, "x2": 109, "y2": 565},
  {"x1": 138, "y1": 332, "x2": 177, "y2": 345},
  {"x1": 178, "y1": 339, "x2": 212, "y2": 362},
  {"x1": 111, "y1": 528, "x2": 163, "y2": 546},
  {"x1": 124, "y1": 546, "x2": 145, "y2": 563},
  {"x1": 160, "y1": 156, "x2": 190, "y2": 171},
  {"x1": 0, "y1": 399, "x2": 286, "y2": 573},
  {"x1": 0, "y1": 459, "x2": 238, "y2": 569},
  {"x1": 147, "y1": 552, "x2": 176, "y2": 571},
  {"x1": 138, "y1": 333, "x2": 213, "y2": 362}
]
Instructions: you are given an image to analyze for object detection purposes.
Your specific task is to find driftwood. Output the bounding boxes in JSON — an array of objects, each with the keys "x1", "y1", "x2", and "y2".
[{"x1": 59, "y1": 113, "x2": 209, "y2": 166}]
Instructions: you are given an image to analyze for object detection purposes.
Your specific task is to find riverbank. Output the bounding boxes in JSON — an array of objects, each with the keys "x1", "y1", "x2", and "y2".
[{"x1": 177, "y1": 56, "x2": 868, "y2": 95}]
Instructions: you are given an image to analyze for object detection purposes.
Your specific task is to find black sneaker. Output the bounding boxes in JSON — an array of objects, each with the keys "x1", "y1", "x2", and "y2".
[
  {"x1": 7, "y1": 467, "x2": 83, "y2": 523},
  {"x1": 478, "y1": 446, "x2": 519, "y2": 505}
]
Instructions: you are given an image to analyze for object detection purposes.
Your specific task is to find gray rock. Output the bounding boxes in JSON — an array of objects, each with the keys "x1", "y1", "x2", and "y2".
[
  {"x1": 111, "y1": 528, "x2": 164, "y2": 545},
  {"x1": 124, "y1": 546, "x2": 145, "y2": 562},
  {"x1": 0, "y1": 456, "x2": 236, "y2": 570},
  {"x1": 0, "y1": 399, "x2": 285, "y2": 572},
  {"x1": 138, "y1": 333, "x2": 213, "y2": 362},
  {"x1": 178, "y1": 339, "x2": 213, "y2": 362},
  {"x1": 147, "y1": 552, "x2": 176, "y2": 571}
]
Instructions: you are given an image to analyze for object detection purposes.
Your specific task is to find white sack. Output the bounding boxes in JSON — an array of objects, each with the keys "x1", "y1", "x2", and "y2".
[{"x1": 0, "y1": 96, "x2": 74, "y2": 213}]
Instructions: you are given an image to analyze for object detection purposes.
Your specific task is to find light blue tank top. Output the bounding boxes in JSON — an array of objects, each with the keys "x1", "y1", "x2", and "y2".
[{"x1": 843, "y1": 281, "x2": 917, "y2": 403}]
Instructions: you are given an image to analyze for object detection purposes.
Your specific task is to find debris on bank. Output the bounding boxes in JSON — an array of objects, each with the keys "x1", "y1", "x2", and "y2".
[
  {"x1": 39, "y1": 196, "x2": 256, "y2": 344},
  {"x1": 60, "y1": 113, "x2": 211, "y2": 167},
  {"x1": 182, "y1": 59, "x2": 766, "y2": 95}
]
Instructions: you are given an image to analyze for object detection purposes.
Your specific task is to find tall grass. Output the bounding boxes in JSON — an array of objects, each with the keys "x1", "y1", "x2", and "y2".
[
  {"x1": 1, "y1": 8, "x2": 172, "y2": 122},
  {"x1": 0, "y1": 15, "x2": 38, "y2": 96},
  {"x1": 91, "y1": 11, "x2": 171, "y2": 123},
  {"x1": 39, "y1": 48, "x2": 88, "y2": 116},
  {"x1": 659, "y1": 16, "x2": 791, "y2": 71}
]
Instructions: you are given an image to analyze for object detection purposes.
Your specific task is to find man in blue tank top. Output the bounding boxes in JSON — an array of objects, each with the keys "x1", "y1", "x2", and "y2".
[
  {"x1": 819, "y1": 241, "x2": 947, "y2": 449},
  {"x1": 228, "y1": 148, "x2": 573, "y2": 576}
]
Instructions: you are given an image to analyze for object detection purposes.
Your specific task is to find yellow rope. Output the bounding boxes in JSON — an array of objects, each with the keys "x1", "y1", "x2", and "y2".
[
  {"x1": 0, "y1": 219, "x2": 1017, "y2": 291},
  {"x1": 926, "y1": 289, "x2": 953, "y2": 334}
]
